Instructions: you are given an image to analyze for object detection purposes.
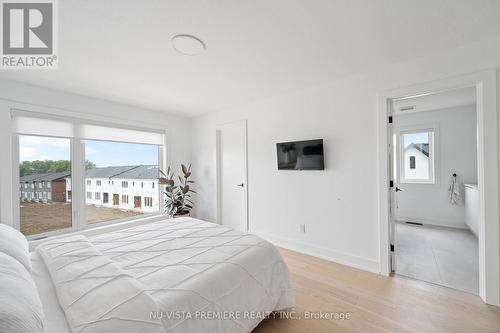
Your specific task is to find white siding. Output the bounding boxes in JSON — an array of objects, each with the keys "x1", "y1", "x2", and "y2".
[
  {"x1": 403, "y1": 147, "x2": 429, "y2": 180},
  {"x1": 67, "y1": 176, "x2": 160, "y2": 213}
]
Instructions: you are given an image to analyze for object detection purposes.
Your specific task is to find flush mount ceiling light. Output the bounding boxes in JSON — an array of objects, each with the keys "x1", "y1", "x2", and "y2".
[{"x1": 171, "y1": 34, "x2": 206, "y2": 56}]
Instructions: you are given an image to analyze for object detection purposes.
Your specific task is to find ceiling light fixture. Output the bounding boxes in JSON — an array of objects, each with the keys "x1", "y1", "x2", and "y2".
[{"x1": 171, "y1": 34, "x2": 206, "y2": 56}]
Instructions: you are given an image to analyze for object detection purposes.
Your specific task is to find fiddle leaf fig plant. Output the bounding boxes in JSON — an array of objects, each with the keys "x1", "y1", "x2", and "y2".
[{"x1": 159, "y1": 164, "x2": 195, "y2": 217}]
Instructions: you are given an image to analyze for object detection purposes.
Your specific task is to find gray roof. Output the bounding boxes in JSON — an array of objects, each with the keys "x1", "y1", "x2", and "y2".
[
  {"x1": 20, "y1": 171, "x2": 70, "y2": 183},
  {"x1": 111, "y1": 165, "x2": 159, "y2": 180},
  {"x1": 85, "y1": 166, "x2": 138, "y2": 178},
  {"x1": 20, "y1": 173, "x2": 48, "y2": 183},
  {"x1": 85, "y1": 165, "x2": 158, "y2": 179},
  {"x1": 405, "y1": 143, "x2": 429, "y2": 157},
  {"x1": 19, "y1": 165, "x2": 159, "y2": 182}
]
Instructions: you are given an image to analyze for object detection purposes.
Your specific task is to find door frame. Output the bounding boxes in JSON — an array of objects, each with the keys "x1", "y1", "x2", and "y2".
[
  {"x1": 377, "y1": 70, "x2": 499, "y2": 305},
  {"x1": 215, "y1": 119, "x2": 249, "y2": 231}
]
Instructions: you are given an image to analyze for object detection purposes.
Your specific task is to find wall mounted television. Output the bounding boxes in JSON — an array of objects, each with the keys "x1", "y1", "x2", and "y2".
[{"x1": 276, "y1": 139, "x2": 324, "y2": 170}]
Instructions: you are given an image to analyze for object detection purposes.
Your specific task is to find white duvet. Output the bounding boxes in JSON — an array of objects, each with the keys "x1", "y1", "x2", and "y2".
[{"x1": 36, "y1": 217, "x2": 294, "y2": 333}]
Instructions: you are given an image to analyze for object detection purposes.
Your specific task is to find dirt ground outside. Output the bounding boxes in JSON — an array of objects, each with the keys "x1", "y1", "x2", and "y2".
[{"x1": 20, "y1": 202, "x2": 143, "y2": 236}]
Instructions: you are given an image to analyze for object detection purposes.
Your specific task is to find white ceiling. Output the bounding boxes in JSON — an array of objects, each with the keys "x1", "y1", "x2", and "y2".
[
  {"x1": 1, "y1": 0, "x2": 500, "y2": 117},
  {"x1": 393, "y1": 86, "x2": 476, "y2": 114}
]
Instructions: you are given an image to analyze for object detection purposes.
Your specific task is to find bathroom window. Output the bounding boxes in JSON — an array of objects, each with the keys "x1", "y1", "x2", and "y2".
[{"x1": 399, "y1": 129, "x2": 435, "y2": 184}]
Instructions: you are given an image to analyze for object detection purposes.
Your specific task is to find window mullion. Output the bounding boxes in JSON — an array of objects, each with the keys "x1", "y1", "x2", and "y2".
[{"x1": 71, "y1": 137, "x2": 86, "y2": 231}]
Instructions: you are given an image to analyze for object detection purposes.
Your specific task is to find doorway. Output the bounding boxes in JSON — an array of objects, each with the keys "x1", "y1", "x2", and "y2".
[
  {"x1": 216, "y1": 120, "x2": 248, "y2": 232},
  {"x1": 391, "y1": 87, "x2": 479, "y2": 294},
  {"x1": 113, "y1": 193, "x2": 119, "y2": 206},
  {"x1": 378, "y1": 71, "x2": 499, "y2": 305},
  {"x1": 134, "y1": 196, "x2": 141, "y2": 208}
]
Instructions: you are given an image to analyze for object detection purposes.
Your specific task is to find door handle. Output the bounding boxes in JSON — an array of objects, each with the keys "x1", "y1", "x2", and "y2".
[
  {"x1": 395, "y1": 187, "x2": 403, "y2": 192},
  {"x1": 237, "y1": 183, "x2": 244, "y2": 187}
]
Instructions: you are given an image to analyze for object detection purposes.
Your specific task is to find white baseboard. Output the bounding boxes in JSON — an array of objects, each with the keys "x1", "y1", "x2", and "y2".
[{"x1": 251, "y1": 231, "x2": 380, "y2": 274}]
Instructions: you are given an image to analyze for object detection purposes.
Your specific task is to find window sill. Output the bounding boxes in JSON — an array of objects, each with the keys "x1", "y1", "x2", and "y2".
[{"x1": 28, "y1": 213, "x2": 169, "y2": 251}]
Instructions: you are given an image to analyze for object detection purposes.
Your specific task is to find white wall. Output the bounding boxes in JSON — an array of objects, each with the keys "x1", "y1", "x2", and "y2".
[
  {"x1": 0, "y1": 79, "x2": 191, "y2": 227},
  {"x1": 191, "y1": 34, "x2": 500, "y2": 274},
  {"x1": 395, "y1": 105, "x2": 477, "y2": 229}
]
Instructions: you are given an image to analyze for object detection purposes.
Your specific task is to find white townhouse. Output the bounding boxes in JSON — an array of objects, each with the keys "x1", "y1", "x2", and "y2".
[
  {"x1": 66, "y1": 165, "x2": 160, "y2": 213},
  {"x1": 403, "y1": 143, "x2": 430, "y2": 180}
]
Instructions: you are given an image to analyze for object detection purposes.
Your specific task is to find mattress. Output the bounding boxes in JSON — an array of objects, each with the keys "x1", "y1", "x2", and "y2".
[{"x1": 32, "y1": 217, "x2": 294, "y2": 333}]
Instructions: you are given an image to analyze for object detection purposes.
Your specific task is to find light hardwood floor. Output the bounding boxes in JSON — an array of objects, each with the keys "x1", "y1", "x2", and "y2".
[{"x1": 253, "y1": 248, "x2": 500, "y2": 333}]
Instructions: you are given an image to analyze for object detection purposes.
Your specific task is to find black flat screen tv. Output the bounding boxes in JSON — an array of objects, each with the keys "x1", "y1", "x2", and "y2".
[{"x1": 276, "y1": 139, "x2": 324, "y2": 170}]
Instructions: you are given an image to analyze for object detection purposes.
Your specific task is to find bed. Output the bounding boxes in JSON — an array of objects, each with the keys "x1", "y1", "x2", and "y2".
[{"x1": 31, "y1": 217, "x2": 294, "y2": 333}]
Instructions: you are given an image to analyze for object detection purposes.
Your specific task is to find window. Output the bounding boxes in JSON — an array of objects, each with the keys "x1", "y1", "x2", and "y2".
[
  {"x1": 409, "y1": 156, "x2": 416, "y2": 169},
  {"x1": 84, "y1": 140, "x2": 160, "y2": 225},
  {"x1": 14, "y1": 114, "x2": 163, "y2": 237},
  {"x1": 141, "y1": 182, "x2": 144, "y2": 188},
  {"x1": 18, "y1": 135, "x2": 72, "y2": 236},
  {"x1": 152, "y1": 182, "x2": 155, "y2": 189},
  {"x1": 399, "y1": 129, "x2": 435, "y2": 184},
  {"x1": 145, "y1": 197, "x2": 153, "y2": 207}
]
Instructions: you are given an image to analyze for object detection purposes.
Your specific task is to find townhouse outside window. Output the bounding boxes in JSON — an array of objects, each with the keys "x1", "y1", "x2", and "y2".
[
  {"x1": 18, "y1": 135, "x2": 72, "y2": 236},
  {"x1": 13, "y1": 113, "x2": 164, "y2": 237},
  {"x1": 84, "y1": 140, "x2": 160, "y2": 225}
]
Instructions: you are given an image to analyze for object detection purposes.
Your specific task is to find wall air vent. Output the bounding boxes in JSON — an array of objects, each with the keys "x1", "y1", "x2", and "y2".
[{"x1": 399, "y1": 105, "x2": 417, "y2": 112}]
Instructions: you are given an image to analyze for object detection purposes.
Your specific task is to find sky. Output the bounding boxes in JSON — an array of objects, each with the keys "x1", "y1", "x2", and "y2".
[
  {"x1": 19, "y1": 136, "x2": 159, "y2": 167},
  {"x1": 403, "y1": 132, "x2": 428, "y2": 148}
]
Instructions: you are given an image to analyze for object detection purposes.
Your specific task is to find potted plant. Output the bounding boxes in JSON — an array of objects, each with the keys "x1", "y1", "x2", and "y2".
[{"x1": 159, "y1": 164, "x2": 196, "y2": 217}]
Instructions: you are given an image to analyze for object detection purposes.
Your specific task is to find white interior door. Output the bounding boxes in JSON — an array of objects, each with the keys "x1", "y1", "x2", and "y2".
[
  {"x1": 217, "y1": 120, "x2": 248, "y2": 232},
  {"x1": 389, "y1": 111, "x2": 397, "y2": 272}
]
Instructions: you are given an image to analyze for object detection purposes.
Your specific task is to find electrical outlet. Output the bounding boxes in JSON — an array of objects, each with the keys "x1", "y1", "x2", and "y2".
[{"x1": 299, "y1": 224, "x2": 306, "y2": 233}]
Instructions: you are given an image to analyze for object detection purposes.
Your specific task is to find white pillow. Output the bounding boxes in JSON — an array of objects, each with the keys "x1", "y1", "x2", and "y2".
[
  {"x1": 0, "y1": 224, "x2": 31, "y2": 272},
  {"x1": 0, "y1": 252, "x2": 44, "y2": 333}
]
